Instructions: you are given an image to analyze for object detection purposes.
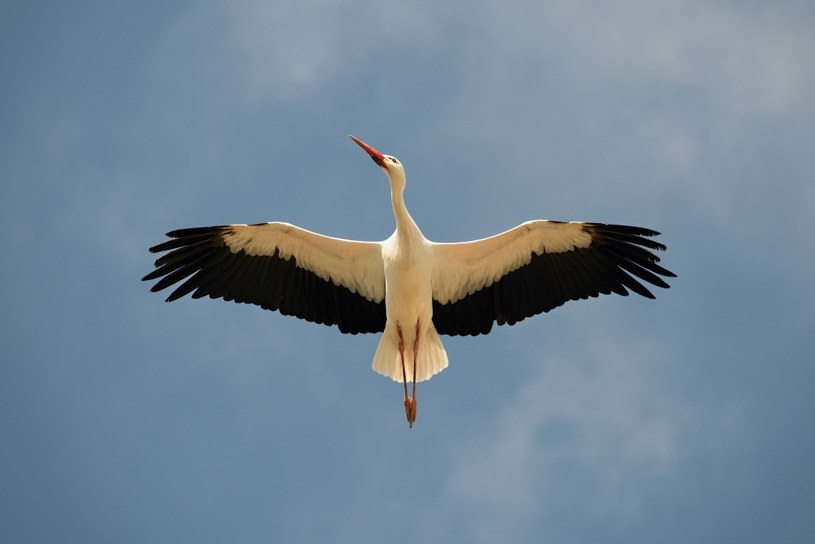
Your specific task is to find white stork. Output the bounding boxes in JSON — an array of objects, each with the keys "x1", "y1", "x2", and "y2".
[{"x1": 144, "y1": 135, "x2": 675, "y2": 427}]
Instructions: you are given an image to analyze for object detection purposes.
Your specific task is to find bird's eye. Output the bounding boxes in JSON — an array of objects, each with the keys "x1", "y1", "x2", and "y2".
[{"x1": 390, "y1": 158, "x2": 399, "y2": 164}]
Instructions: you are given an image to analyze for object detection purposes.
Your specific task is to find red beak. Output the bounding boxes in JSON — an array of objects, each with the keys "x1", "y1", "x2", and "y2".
[{"x1": 349, "y1": 135, "x2": 386, "y2": 167}]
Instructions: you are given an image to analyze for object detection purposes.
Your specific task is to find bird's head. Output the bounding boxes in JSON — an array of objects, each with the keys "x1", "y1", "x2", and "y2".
[{"x1": 349, "y1": 135, "x2": 405, "y2": 185}]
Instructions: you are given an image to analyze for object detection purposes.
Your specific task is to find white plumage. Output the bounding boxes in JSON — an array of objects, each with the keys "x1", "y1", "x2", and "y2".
[{"x1": 144, "y1": 135, "x2": 675, "y2": 427}]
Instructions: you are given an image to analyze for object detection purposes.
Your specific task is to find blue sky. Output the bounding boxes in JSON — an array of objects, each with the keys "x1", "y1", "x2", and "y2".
[{"x1": 2, "y1": 1, "x2": 813, "y2": 542}]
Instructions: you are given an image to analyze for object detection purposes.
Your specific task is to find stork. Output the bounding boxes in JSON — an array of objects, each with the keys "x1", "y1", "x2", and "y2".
[{"x1": 143, "y1": 135, "x2": 675, "y2": 427}]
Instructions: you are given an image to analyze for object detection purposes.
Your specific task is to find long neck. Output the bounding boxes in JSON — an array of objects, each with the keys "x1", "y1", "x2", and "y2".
[{"x1": 389, "y1": 175, "x2": 423, "y2": 247}]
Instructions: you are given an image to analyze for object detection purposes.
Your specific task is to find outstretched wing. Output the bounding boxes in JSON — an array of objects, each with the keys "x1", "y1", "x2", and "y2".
[
  {"x1": 143, "y1": 222, "x2": 386, "y2": 334},
  {"x1": 431, "y1": 221, "x2": 675, "y2": 336}
]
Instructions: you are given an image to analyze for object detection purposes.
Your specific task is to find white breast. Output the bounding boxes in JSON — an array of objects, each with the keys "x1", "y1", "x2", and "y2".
[{"x1": 382, "y1": 235, "x2": 434, "y2": 327}]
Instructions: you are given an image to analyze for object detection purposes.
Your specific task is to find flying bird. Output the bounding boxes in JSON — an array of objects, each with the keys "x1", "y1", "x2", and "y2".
[{"x1": 143, "y1": 135, "x2": 675, "y2": 427}]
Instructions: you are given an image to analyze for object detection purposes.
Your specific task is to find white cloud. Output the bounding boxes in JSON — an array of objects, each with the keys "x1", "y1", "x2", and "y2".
[
  {"x1": 226, "y1": 0, "x2": 347, "y2": 95},
  {"x1": 425, "y1": 0, "x2": 815, "y2": 248},
  {"x1": 431, "y1": 333, "x2": 691, "y2": 539},
  {"x1": 223, "y1": 0, "x2": 451, "y2": 98},
  {"x1": 481, "y1": 0, "x2": 814, "y2": 120}
]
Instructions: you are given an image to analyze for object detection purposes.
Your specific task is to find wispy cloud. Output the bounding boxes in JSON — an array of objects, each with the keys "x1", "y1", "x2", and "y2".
[
  {"x1": 433, "y1": 0, "x2": 815, "y2": 242},
  {"x1": 222, "y1": 0, "x2": 452, "y2": 98},
  {"x1": 428, "y1": 334, "x2": 691, "y2": 540},
  {"x1": 473, "y1": 0, "x2": 814, "y2": 120}
]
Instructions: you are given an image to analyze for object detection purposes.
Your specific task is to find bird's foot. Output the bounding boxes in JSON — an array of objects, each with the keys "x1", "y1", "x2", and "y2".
[{"x1": 404, "y1": 396, "x2": 418, "y2": 428}]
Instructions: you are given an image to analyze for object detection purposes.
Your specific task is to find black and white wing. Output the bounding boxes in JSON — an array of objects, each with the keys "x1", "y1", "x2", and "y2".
[
  {"x1": 430, "y1": 221, "x2": 675, "y2": 336},
  {"x1": 143, "y1": 222, "x2": 386, "y2": 334}
]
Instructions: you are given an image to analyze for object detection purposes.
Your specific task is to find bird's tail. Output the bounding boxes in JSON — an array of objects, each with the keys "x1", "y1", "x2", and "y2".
[{"x1": 372, "y1": 325, "x2": 448, "y2": 383}]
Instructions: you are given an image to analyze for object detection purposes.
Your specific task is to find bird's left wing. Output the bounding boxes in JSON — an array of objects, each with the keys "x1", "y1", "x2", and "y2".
[
  {"x1": 430, "y1": 221, "x2": 675, "y2": 336},
  {"x1": 143, "y1": 222, "x2": 386, "y2": 334}
]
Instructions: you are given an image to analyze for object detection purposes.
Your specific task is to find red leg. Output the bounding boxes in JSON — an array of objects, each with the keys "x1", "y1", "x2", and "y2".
[
  {"x1": 412, "y1": 322, "x2": 420, "y2": 400},
  {"x1": 397, "y1": 325, "x2": 408, "y2": 401},
  {"x1": 397, "y1": 326, "x2": 415, "y2": 427},
  {"x1": 401, "y1": 322, "x2": 420, "y2": 428}
]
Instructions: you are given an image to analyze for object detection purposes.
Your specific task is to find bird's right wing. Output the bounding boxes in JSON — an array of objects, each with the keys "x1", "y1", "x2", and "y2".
[{"x1": 143, "y1": 222, "x2": 386, "y2": 334}]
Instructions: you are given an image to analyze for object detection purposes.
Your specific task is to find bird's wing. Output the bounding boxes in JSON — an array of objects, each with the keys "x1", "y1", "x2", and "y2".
[
  {"x1": 430, "y1": 221, "x2": 675, "y2": 336},
  {"x1": 143, "y1": 222, "x2": 386, "y2": 334}
]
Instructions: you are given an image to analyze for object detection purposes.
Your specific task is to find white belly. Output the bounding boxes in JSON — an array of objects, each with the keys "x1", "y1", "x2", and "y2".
[
  {"x1": 384, "y1": 254, "x2": 433, "y2": 327},
  {"x1": 371, "y1": 236, "x2": 449, "y2": 383}
]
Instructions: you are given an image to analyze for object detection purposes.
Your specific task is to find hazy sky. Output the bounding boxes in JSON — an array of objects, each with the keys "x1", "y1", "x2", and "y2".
[{"x1": 2, "y1": 1, "x2": 813, "y2": 543}]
